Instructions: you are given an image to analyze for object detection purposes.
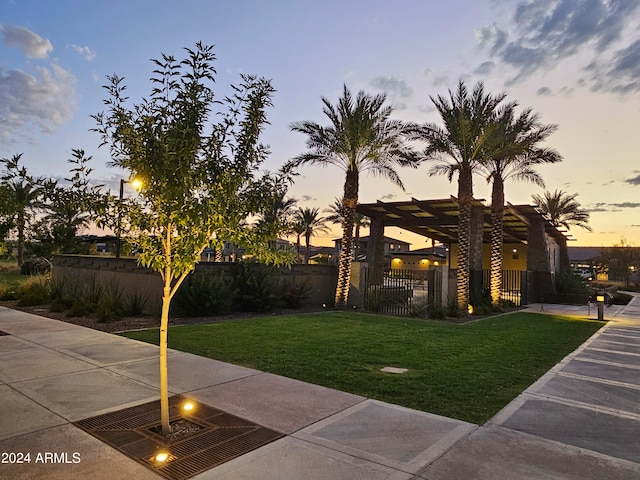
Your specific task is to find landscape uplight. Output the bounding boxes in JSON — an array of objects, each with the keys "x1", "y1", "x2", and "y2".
[{"x1": 182, "y1": 400, "x2": 195, "y2": 413}]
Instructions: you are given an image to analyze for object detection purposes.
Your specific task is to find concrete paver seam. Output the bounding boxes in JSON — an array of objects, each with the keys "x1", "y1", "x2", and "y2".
[
  {"x1": 571, "y1": 357, "x2": 640, "y2": 370},
  {"x1": 525, "y1": 391, "x2": 640, "y2": 421},
  {"x1": 589, "y1": 347, "x2": 640, "y2": 358},
  {"x1": 555, "y1": 371, "x2": 640, "y2": 390}
]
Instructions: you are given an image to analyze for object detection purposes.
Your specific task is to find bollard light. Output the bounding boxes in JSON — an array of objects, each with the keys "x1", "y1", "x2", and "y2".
[{"x1": 596, "y1": 295, "x2": 605, "y2": 303}]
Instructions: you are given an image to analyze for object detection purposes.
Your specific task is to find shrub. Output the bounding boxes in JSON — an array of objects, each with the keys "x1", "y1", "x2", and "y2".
[
  {"x1": 279, "y1": 280, "x2": 310, "y2": 309},
  {"x1": 173, "y1": 270, "x2": 234, "y2": 316},
  {"x1": 124, "y1": 291, "x2": 149, "y2": 316},
  {"x1": 233, "y1": 262, "x2": 278, "y2": 312},
  {"x1": 20, "y1": 257, "x2": 52, "y2": 276},
  {"x1": 555, "y1": 270, "x2": 589, "y2": 295},
  {"x1": 16, "y1": 275, "x2": 50, "y2": 306},
  {"x1": 96, "y1": 282, "x2": 124, "y2": 323},
  {"x1": 0, "y1": 281, "x2": 17, "y2": 301}
]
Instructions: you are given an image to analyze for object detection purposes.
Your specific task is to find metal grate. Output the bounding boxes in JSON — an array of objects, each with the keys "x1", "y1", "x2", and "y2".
[{"x1": 74, "y1": 395, "x2": 283, "y2": 480}]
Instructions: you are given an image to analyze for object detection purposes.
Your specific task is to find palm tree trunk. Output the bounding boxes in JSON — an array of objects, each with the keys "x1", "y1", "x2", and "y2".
[
  {"x1": 296, "y1": 234, "x2": 301, "y2": 263},
  {"x1": 457, "y1": 165, "x2": 473, "y2": 313},
  {"x1": 490, "y1": 179, "x2": 505, "y2": 306},
  {"x1": 305, "y1": 232, "x2": 310, "y2": 264},
  {"x1": 353, "y1": 224, "x2": 360, "y2": 261},
  {"x1": 335, "y1": 169, "x2": 358, "y2": 306}
]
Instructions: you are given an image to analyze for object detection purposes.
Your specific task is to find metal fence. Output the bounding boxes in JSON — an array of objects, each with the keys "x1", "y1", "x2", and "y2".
[
  {"x1": 363, "y1": 268, "x2": 442, "y2": 316},
  {"x1": 481, "y1": 269, "x2": 527, "y2": 306}
]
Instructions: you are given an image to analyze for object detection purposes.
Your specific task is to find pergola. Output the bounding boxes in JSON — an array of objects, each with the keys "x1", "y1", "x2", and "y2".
[
  {"x1": 356, "y1": 197, "x2": 570, "y2": 246},
  {"x1": 356, "y1": 197, "x2": 571, "y2": 304}
]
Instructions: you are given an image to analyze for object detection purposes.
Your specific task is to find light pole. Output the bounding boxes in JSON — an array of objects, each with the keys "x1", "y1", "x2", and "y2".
[
  {"x1": 116, "y1": 177, "x2": 142, "y2": 258},
  {"x1": 115, "y1": 179, "x2": 126, "y2": 258}
]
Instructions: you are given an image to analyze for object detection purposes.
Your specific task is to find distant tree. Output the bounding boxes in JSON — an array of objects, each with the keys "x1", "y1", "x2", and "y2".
[
  {"x1": 324, "y1": 196, "x2": 370, "y2": 260},
  {"x1": 417, "y1": 81, "x2": 505, "y2": 312},
  {"x1": 0, "y1": 154, "x2": 49, "y2": 265},
  {"x1": 532, "y1": 190, "x2": 591, "y2": 231},
  {"x1": 595, "y1": 238, "x2": 640, "y2": 286},
  {"x1": 255, "y1": 189, "x2": 297, "y2": 248},
  {"x1": 92, "y1": 43, "x2": 292, "y2": 435},
  {"x1": 296, "y1": 207, "x2": 329, "y2": 264},
  {"x1": 34, "y1": 149, "x2": 105, "y2": 256},
  {"x1": 291, "y1": 219, "x2": 306, "y2": 264},
  {"x1": 479, "y1": 104, "x2": 562, "y2": 306},
  {"x1": 291, "y1": 86, "x2": 419, "y2": 305}
]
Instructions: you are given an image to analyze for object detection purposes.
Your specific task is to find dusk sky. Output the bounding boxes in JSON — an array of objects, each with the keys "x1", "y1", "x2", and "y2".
[{"x1": 1, "y1": 0, "x2": 639, "y2": 248}]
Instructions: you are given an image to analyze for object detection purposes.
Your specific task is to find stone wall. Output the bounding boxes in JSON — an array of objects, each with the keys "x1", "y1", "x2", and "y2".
[{"x1": 52, "y1": 255, "x2": 337, "y2": 315}]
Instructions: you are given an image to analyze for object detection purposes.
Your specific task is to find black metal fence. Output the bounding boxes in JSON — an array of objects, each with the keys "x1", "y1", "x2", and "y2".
[
  {"x1": 363, "y1": 268, "x2": 442, "y2": 316},
  {"x1": 481, "y1": 269, "x2": 527, "y2": 306}
]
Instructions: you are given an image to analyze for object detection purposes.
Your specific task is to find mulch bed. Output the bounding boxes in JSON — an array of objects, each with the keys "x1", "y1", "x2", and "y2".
[{"x1": 0, "y1": 300, "x2": 324, "y2": 333}]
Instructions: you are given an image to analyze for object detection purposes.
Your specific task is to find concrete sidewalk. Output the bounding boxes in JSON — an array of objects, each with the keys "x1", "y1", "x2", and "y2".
[{"x1": 1, "y1": 301, "x2": 640, "y2": 480}]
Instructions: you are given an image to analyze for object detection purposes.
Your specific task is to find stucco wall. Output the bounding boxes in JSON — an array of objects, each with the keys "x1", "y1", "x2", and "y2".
[{"x1": 52, "y1": 255, "x2": 337, "y2": 315}]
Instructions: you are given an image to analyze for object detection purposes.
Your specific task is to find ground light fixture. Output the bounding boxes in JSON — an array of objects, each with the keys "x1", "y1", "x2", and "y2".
[
  {"x1": 182, "y1": 400, "x2": 196, "y2": 413},
  {"x1": 468, "y1": 304, "x2": 474, "y2": 315},
  {"x1": 149, "y1": 450, "x2": 176, "y2": 466}
]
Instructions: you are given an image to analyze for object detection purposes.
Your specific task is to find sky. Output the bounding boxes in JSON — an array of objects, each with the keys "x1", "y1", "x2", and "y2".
[{"x1": 1, "y1": 0, "x2": 639, "y2": 249}]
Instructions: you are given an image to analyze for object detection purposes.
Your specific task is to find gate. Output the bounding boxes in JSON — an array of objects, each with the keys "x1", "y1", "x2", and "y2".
[
  {"x1": 481, "y1": 270, "x2": 528, "y2": 306},
  {"x1": 363, "y1": 268, "x2": 442, "y2": 315}
]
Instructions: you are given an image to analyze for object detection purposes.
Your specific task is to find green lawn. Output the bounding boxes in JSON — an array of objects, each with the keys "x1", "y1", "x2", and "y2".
[{"x1": 120, "y1": 311, "x2": 603, "y2": 424}]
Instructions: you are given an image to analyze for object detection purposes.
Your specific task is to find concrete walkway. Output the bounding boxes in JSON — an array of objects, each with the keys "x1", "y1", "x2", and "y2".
[{"x1": 1, "y1": 299, "x2": 639, "y2": 480}]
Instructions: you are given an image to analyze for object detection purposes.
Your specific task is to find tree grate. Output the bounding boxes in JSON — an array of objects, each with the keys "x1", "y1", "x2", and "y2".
[{"x1": 73, "y1": 394, "x2": 284, "y2": 480}]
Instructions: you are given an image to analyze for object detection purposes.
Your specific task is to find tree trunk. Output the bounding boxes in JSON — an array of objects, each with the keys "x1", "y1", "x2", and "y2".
[
  {"x1": 490, "y1": 178, "x2": 505, "y2": 306},
  {"x1": 335, "y1": 170, "x2": 358, "y2": 306},
  {"x1": 457, "y1": 165, "x2": 473, "y2": 313},
  {"x1": 17, "y1": 211, "x2": 25, "y2": 266},
  {"x1": 305, "y1": 232, "x2": 310, "y2": 264},
  {"x1": 159, "y1": 279, "x2": 172, "y2": 435},
  {"x1": 296, "y1": 234, "x2": 301, "y2": 263}
]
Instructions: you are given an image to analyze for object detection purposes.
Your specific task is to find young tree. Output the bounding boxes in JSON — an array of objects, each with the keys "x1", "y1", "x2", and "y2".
[
  {"x1": 93, "y1": 43, "x2": 291, "y2": 435},
  {"x1": 291, "y1": 86, "x2": 419, "y2": 305},
  {"x1": 0, "y1": 154, "x2": 49, "y2": 265}
]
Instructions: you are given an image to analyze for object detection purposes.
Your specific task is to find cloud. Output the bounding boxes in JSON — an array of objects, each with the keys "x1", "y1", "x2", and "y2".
[
  {"x1": 68, "y1": 44, "x2": 96, "y2": 61},
  {"x1": 431, "y1": 74, "x2": 450, "y2": 88},
  {"x1": 300, "y1": 195, "x2": 316, "y2": 202},
  {"x1": 380, "y1": 193, "x2": 396, "y2": 200},
  {"x1": 610, "y1": 202, "x2": 640, "y2": 209},
  {"x1": 370, "y1": 76, "x2": 413, "y2": 97},
  {"x1": 536, "y1": 86, "x2": 552, "y2": 96},
  {"x1": 474, "y1": 61, "x2": 495, "y2": 76},
  {"x1": 370, "y1": 76, "x2": 413, "y2": 110},
  {"x1": 1, "y1": 24, "x2": 52, "y2": 58},
  {"x1": 0, "y1": 64, "x2": 76, "y2": 144},
  {"x1": 477, "y1": 0, "x2": 640, "y2": 93},
  {"x1": 626, "y1": 174, "x2": 640, "y2": 185}
]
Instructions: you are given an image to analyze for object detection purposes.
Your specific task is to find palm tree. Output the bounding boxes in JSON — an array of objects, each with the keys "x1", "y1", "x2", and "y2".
[
  {"x1": 256, "y1": 192, "x2": 298, "y2": 247},
  {"x1": 324, "y1": 197, "x2": 370, "y2": 260},
  {"x1": 0, "y1": 154, "x2": 47, "y2": 265},
  {"x1": 291, "y1": 85, "x2": 419, "y2": 305},
  {"x1": 480, "y1": 105, "x2": 562, "y2": 306},
  {"x1": 296, "y1": 207, "x2": 329, "y2": 264},
  {"x1": 532, "y1": 190, "x2": 592, "y2": 231},
  {"x1": 291, "y1": 219, "x2": 306, "y2": 263},
  {"x1": 418, "y1": 81, "x2": 506, "y2": 312}
]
